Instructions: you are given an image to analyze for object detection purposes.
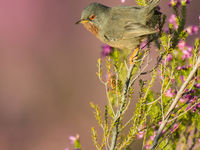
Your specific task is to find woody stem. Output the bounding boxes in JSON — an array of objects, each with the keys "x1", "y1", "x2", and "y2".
[{"x1": 110, "y1": 63, "x2": 135, "y2": 150}]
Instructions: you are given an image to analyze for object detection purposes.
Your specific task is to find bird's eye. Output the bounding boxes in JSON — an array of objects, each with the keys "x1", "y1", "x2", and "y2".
[{"x1": 89, "y1": 14, "x2": 95, "y2": 20}]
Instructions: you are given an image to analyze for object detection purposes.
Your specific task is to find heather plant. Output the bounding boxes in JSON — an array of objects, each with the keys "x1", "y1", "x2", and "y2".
[{"x1": 67, "y1": 0, "x2": 200, "y2": 150}]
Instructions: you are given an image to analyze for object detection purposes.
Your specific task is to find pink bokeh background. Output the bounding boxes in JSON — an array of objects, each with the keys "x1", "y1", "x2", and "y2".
[{"x1": 0, "y1": 0, "x2": 199, "y2": 150}]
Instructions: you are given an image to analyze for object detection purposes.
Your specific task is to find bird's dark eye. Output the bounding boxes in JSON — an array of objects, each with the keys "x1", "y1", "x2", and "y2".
[{"x1": 89, "y1": 14, "x2": 95, "y2": 20}]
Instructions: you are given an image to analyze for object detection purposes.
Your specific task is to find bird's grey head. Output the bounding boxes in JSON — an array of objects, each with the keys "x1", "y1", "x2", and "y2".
[{"x1": 77, "y1": 3, "x2": 110, "y2": 29}]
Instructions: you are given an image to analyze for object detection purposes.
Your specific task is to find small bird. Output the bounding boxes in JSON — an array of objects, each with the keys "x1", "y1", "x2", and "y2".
[{"x1": 76, "y1": 0, "x2": 161, "y2": 50}]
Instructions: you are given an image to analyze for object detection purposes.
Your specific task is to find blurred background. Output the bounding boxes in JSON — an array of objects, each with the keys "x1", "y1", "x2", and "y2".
[{"x1": 0, "y1": 0, "x2": 199, "y2": 150}]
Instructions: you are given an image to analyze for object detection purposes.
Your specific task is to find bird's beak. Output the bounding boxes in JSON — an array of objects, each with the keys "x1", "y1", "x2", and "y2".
[{"x1": 75, "y1": 19, "x2": 89, "y2": 24}]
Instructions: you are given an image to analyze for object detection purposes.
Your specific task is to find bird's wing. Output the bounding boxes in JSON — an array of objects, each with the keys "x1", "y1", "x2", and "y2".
[
  {"x1": 122, "y1": 22, "x2": 157, "y2": 39},
  {"x1": 101, "y1": 7, "x2": 156, "y2": 42}
]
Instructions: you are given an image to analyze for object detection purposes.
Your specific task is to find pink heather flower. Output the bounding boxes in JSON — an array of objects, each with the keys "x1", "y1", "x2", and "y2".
[
  {"x1": 185, "y1": 25, "x2": 199, "y2": 35},
  {"x1": 137, "y1": 131, "x2": 144, "y2": 139},
  {"x1": 181, "y1": 0, "x2": 191, "y2": 4},
  {"x1": 187, "y1": 46, "x2": 193, "y2": 52},
  {"x1": 169, "y1": 14, "x2": 178, "y2": 29},
  {"x1": 164, "y1": 27, "x2": 169, "y2": 33},
  {"x1": 197, "y1": 103, "x2": 200, "y2": 108},
  {"x1": 170, "y1": 124, "x2": 179, "y2": 132},
  {"x1": 195, "y1": 83, "x2": 200, "y2": 89},
  {"x1": 101, "y1": 44, "x2": 112, "y2": 57},
  {"x1": 192, "y1": 107, "x2": 197, "y2": 112},
  {"x1": 190, "y1": 96, "x2": 198, "y2": 103},
  {"x1": 176, "y1": 66, "x2": 182, "y2": 70},
  {"x1": 145, "y1": 144, "x2": 150, "y2": 149},
  {"x1": 65, "y1": 148, "x2": 70, "y2": 150},
  {"x1": 69, "y1": 134, "x2": 79, "y2": 145},
  {"x1": 121, "y1": 0, "x2": 126, "y2": 3},
  {"x1": 165, "y1": 88, "x2": 175, "y2": 98},
  {"x1": 161, "y1": 130, "x2": 165, "y2": 135},
  {"x1": 168, "y1": 0, "x2": 181, "y2": 7},
  {"x1": 180, "y1": 98, "x2": 186, "y2": 103},
  {"x1": 178, "y1": 40, "x2": 186, "y2": 50},
  {"x1": 181, "y1": 46, "x2": 192, "y2": 60},
  {"x1": 198, "y1": 138, "x2": 200, "y2": 143},
  {"x1": 180, "y1": 75, "x2": 185, "y2": 82},
  {"x1": 166, "y1": 54, "x2": 173, "y2": 61},
  {"x1": 150, "y1": 135, "x2": 155, "y2": 140}
]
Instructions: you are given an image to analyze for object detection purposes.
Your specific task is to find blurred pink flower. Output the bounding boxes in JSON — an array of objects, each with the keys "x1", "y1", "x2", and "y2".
[
  {"x1": 180, "y1": 98, "x2": 186, "y2": 103},
  {"x1": 180, "y1": 75, "x2": 185, "y2": 82},
  {"x1": 145, "y1": 144, "x2": 150, "y2": 149},
  {"x1": 69, "y1": 134, "x2": 79, "y2": 144},
  {"x1": 168, "y1": 0, "x2": 181, "y2": 7},
  {"x1": 178, "y1": 40, "x2": 186, "y2": 50},
  {"x1": 181, "y1": 0, "x2": 191, "y2": 4},
  {"x1": 65, "y1": 148, "x2": 70, "y2": 150},
  {"x1": 166, "y1": 54, "x2": 173, "y2": 62},
  {"x1": 197, "y1": 103, "x2": 200, "y2": 108},
  {"x1": 185, "y1": 25, "x2": 199, "y2": 35},
  {"x1": 182, "y1": 49, "x2": 192, "y2": 60},
  {"x1": 101, "y1": 44, "x2": 112, "y2": 57},
  {"x1": 165, "y1": 88, "x2": 175, "y2": 98},
  {"x1": 169, "y1": 14, "x2": 178, "y2": 29},
  {"x1": 137, "y1": 131, "x2": 144, "y2": 139},
  {"x1": 195, "y1": 83, "x2": 200, "y2": 89},
  {"x1": 121, "y1": 0, "x2": 126, "y2": 3}
]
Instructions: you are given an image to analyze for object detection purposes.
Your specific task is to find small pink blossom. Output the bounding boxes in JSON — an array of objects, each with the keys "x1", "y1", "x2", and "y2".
[
  {"x1": 121, "y1": 0, "x2": 126, "y2": 3},
  {"x1": 145, "y1": 144, "x2": 150, "y2": 149},
  {"x1": 150, "y1": 135, "x2": 155, "y2": 140},
  {"x1": 178, "y1": 40, "x2": 186, "y2": 50},
  {"x1": 192, "y1": 107, "x2": 197, "y2": 112},
  {"x1": 170, "y1": 124, "x2": 179, "y2": 132},
  {"x1": 69, "y1": 134, "x2": 79, "y2": 144},
  {"x1": 185, "y1": 25, "x2": 199, "y2": 35},
  {"x1": 65, "y1": 148, "x2": 70, "y2": 150},
  {"x1": 180, "y1": 98, "x2": 186, "y2": 103},
  {"x1": 166, "y1": 54, "x2": 173, "y2": 61},
  {"x1": 101, "y1": 44, "x2": 112, "y2": 57},
  {"x1": 165, "y1": 88, "x2": 175, "y2": 98},
  {"x1": 181, "y1": 46, "x2": 192, "y2": 60},
  {"x1": 180, "y1": 75, "x2": 185, "y2": 82},
  {"x1": 137, "y1": 131, "x2": 144, "y2": 139},
  {"x1": 195, "y1": 83, "x2": 200, "y2": 89},
  {"x1": 168, "y1": 0, "x2": 181, "y2": 7},
  {"x1": 181, "y1": 0, "x2": 191, "y2": 4},
  {"x1": 169, "y1": 14, "x2": 178, "y2": 29}
]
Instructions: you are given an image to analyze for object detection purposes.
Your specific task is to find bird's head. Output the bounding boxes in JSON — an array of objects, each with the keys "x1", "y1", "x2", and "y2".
[{"x1": 76, "y1": 3, "x2": 110, "y2": 32}]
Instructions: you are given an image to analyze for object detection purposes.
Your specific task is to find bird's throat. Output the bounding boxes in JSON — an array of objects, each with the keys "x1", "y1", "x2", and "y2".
[{"x1": 83, "y1": 22, "x2": 99, "y2": 37}]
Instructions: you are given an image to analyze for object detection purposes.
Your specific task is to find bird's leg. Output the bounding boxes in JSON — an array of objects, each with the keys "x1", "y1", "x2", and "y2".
[{"x1": 129, "y1": 48, "x2": 139, "y2": 64}]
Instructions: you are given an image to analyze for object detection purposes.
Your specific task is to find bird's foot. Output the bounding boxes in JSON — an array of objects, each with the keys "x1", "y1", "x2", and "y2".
[{"x1": 129, "y1": 48, "x2": 139, "y2": 64}]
